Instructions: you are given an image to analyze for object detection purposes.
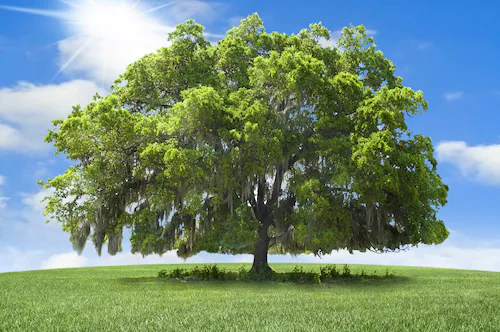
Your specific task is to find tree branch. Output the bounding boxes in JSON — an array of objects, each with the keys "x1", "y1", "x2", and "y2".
[
  {"x1": 248, "y1": 188, "x2": 258, "y2": 217},
  {"x1": 257, "y1": 175, "x2": 265, "y2": 214}
]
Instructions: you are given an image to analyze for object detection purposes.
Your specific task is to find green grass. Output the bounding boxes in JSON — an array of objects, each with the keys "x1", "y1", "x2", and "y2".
[{"x1": 1, "y1": 264, "x2": 499, "y2": 331}]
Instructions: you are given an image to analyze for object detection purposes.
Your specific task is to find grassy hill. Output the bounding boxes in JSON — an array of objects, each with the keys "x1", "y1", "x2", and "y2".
[{"x1": 1, "y1": 263, "x2": 499, "y2": 331}]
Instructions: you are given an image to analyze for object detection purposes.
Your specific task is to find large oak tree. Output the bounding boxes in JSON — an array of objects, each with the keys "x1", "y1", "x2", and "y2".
[{"x1": 40, "y1": 14, "x2": 449, "y2": 274}]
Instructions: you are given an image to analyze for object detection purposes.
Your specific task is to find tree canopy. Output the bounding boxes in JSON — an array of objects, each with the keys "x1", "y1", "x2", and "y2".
[{"x1": 40, "y1": 14, "x2": 449, "y2": 273}]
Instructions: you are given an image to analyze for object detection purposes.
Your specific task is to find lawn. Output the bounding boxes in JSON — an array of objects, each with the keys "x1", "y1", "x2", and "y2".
[{"x1": 0, "y1": 263, "x2": 499, "y2": 331}]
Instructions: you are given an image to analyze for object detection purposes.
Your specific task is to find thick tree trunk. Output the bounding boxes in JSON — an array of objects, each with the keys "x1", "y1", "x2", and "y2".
[
  {"x1": 250, "y1": 225, "x2": 272, "y2": 275},
  {"x1": 250, "y1": 176, "x2": 275, "y2": 276}
]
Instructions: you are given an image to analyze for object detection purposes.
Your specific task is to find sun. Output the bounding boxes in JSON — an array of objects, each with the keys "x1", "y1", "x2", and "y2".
[
  {"x1": 0, "y1": 0, "x2": 176, "y2": 82},
  {"x1": 68, "y1": 0, "x2": 172, "y2": 43},
  {"x1": 74, "y1": 2, "x2": 146, "y2": 42}
]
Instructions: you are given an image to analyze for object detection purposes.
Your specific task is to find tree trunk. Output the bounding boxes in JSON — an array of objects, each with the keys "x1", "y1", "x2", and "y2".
[{"x1": 250, "y1": 224, "x2": 272, "y2": 275}]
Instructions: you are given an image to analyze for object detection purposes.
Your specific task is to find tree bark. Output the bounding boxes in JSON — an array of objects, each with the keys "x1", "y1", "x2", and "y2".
[{"x1": 250, "y1": 224, "x2": 272, "y2": 275}]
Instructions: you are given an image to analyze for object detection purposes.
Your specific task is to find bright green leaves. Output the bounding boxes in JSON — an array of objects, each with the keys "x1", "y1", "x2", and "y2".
[
  {"x1": 356, "y1": 85, "x2": 427, "y2": 133},
  {"x1": 350, "y1": 84, "x2": 433, "y2": 205},
  {"x1": 308, "y1": 22, "x2": 331, "y2": 41},
  {"x1": 227, "y1": 13, "x2": 265, "y2": 45},
  {"x1": 251, "y1": 48, "x2": 326, "y2": 98},
  {"x1": 170, "y1": 86, "x2": 226, "y2": 140},
  {"x1": 332, "y1": 72, "x2": 365, "y2": 109},
  {"x1": 162, "y1": 143, "x2": 212, "y2": 189},
  {"x1": 337, "y1": 25, "x2": 398, "y2": 90},
  {"x1": 349, "y1": 84, "x2": 432, "y2": 205},
  {"x1": 216, "y1": 35, "x2": 254, "y2": 90},
  {"x1": 168, "y1": 19, "x2": 208, "y2": 46}
]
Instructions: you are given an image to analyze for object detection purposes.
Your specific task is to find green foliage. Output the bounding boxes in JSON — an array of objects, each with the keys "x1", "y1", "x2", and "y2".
[
  {"x1": 280, "y1": 266, "x2": 321, "y2": 284},
  {"x1": 40, "y1": 13, "x2": 449, "y2": 263},
  {"x1": 320, "y1": 264, "x2": 340, "y2": 280},
  {"x1": 385, "y1": 268, "x2": 396, "y2": 278},
  {"x1": 159, "y1": 264, "x2": 238, "y2": 281},
  {"x1": 343, "y1": 264, "x2": 352, "y2": 277},
  {"x1": 157, "y1": 264, "x2": 394, "y2": 284}
]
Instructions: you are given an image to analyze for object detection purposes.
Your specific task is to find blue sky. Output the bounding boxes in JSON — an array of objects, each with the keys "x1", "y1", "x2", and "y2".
[{"x1": 0, "y1": 0, "x2": 499, "y2": 272}]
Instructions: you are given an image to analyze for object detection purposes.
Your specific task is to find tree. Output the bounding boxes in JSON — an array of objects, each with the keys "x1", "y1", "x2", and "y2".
[{"x1": 39, "y1": 14, "x2": 449, "y2": 274}]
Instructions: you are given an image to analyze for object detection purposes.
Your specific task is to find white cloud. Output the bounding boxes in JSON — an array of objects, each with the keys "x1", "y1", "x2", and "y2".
[
  {"x1": 436, "y1": 141, "x2": 500, "y2": 185},
  {"x1": 21, "y1": 187, "x2": 55, "y2": 213},
  {"x1": 16, "y1": 188, "x2": 63, "y2": 233},
  {"x1": 444, "y1": 91, "x2": 464, "y2": 102},
  {"x1": 0, "y1": 80, "x2": 102, "y2": 152},
  {"x1": 318, "y1": 34, "x2": 340, "y2": 48},
  {"x1": 0, "y1": 247, "x2": 45, "y2": 273},
  {"x1": 294, "y1": 243, "x2": 500, "y2": 273},
  {"x1": 0, "y1": 124, "x2": 28, "y2": 150},
  {"x1": 0, "y1": 187, "x2": 73, "y2": 264},
  {"x1": 40, "y1": 252, "x2": 88, "y2": 270}
]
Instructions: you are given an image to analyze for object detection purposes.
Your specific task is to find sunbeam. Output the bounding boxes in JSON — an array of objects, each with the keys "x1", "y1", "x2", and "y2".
[
  {"x1": 43, "y1": 34, "x2": 85, "y2": 49},
  {"x1": 58, "y1": 0, "x2": 81, "y2": 9},
  {"x1": 51, "y1": 38, "x2": 92, "y2": 82},
  {"x1": 0, "y1": 4, "x2": 70, "y2": 19},
  {"x1": 132, "y1": 0, "x2": 142, "y2": 9},
  {"x1": 141, "y1": 0, "x2": 179, "y2": 14}
]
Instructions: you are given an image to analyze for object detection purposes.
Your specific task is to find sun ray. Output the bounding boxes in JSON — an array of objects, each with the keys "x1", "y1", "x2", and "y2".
[
  {"x1": 58, "y1": 0, "x2": 81, "y2": 9},
  {"x1": 132, "y1": 0, "x2": 142, "y2": 9},
  {"x1": 51, "y1": 38, "x2": 93, "y2": 82},
  {"x1": 141, "y1": 0, "x2": 180, "y2": 15},
  {"x1": 0, "y1": 5, "x2": 70, "y2": 19},
  {"x1": 42, "y1": 34, "x2": 85, "y2": 50}
]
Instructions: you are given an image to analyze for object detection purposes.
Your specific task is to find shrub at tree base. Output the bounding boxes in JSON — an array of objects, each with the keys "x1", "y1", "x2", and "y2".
[{"x1": 157, "y1": 264, "x2": 396, "y2": 284}]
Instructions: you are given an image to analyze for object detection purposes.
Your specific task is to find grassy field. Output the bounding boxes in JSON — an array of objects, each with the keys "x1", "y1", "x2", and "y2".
[{"x1": 1, "y1": 263, "x2": 499, "y2": 331}]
